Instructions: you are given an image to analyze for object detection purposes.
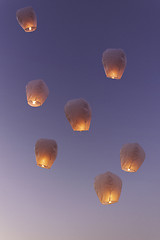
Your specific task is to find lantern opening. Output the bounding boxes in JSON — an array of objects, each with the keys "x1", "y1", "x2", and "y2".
[
  {"x1": 28, "y1": 99, "x2": 41, "y2": 107},
  {"x1": 109, "y1": 71, "x2": 119, "y2": 79},
  {"x1": 37, "y1": 163, "x2": 50, "y2": 169},
  {"x1": 25, "y1": 26, "x2": 37, "y2": 32},
  {"x1": 122, "y1": 166, "x2": 136, "y2": 172},
  {"x1": 102, "y1": 200, "x2": 118, "y2": 205}
]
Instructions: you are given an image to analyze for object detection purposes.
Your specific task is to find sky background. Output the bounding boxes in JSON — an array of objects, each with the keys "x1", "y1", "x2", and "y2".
[{"x1": 0, "y1": 0, "x2": 160, "y2": 239}]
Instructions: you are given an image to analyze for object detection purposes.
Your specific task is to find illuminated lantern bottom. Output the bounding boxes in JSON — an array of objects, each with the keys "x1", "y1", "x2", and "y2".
[
  {"x1": 28, "y1": 99, "x2": 42, "y2": 107},
  {"x1": 105, "y1": 68, "x2": 122, "y2": 80},
  {"x1": 71, "y1": 119, "x2": 91, "y2": 131},
  {"x1": 25, "y1": 26, "x2": 37, "y2": 32}
]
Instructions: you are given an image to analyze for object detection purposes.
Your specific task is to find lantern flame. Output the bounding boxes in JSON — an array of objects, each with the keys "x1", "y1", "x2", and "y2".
[
  {"x1": 108, "y1": 196, "x2": 112, "y2": 204},
  {"x1": 128, "y1": 168, "x2": 131, "y2": 171},
  {"x1": 32, "y1": 100, "x2": 36, "y2": 104},
  {"x1": 29, "y1": 27, "x2": 32, "y2": 31}
]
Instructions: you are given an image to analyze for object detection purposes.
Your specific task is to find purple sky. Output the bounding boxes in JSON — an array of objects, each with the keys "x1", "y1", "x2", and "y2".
[{"x1": 0, "y1": 0, "x2": 160, "y2": 239}]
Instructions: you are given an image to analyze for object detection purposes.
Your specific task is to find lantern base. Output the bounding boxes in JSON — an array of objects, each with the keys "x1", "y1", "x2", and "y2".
[
  {"x1": 107, "y1": 74, "x2": 121, "y2": 80},
  {"x1": 72, "y1": 123, "x2": 90, "y2": 131},
  {"x1": 37, "y1": 164, "x2": 50, "y2": 169},
  {"x1": 102, "y1": 200, "x2": 118, "y2": 205},
  {"x1": 73, "y1": 128, "x2": 89, "y2": 132},
  {"x1": 28, "y1": 100, "x2": 41, "y2": 107},
  {"x1": 25, "y1": 26, "x2": 37, "y2": 32},
  {"x1": 122, "y1": 167, "x2": 136, "y2": 172}
]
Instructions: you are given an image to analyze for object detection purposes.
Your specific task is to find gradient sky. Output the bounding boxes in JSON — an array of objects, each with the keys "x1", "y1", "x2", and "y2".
[{"x1": 0, "y1": 0, "x2": 160, "y2": 239}]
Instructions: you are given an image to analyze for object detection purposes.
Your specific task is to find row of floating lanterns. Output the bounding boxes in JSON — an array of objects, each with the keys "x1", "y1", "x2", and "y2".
[
  {"x1": 35, "y1": 139, "x2": 145, "y2": 172},
  {"x1": 35, "y1": 138, "x2": 145, "y2": 204},
  {"x1": 17, "y1": 6, "x2": 143, "y2": 205},
  {"x1": 35, "y1": 140, "x2": 145, "y2": 172}
]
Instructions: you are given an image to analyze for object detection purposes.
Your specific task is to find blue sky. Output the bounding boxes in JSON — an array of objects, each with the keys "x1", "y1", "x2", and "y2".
[{"x1": 0, "y1": 0, "x2": 160, "y2": 239}]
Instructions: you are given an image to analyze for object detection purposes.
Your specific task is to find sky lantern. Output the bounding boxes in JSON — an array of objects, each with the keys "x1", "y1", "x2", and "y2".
[
  {"x1": 102, "y1": 48, "x2": 127, "y2": 79},
  {"x1": 26, "y1": 79, "x2": 49, "y2": 107},
  {"x1": 94, "y1": 171, "x2": 122, "y2": 205},
  {"x1": 35, "y1": 139, "x2": 58, "y2": 169},
  {"x1": 64, "y1": 98, "x2": 92, "y2": 131},
  {"x1": 120, "y1": 143, "x2": 145, "y2": 172},
  {"x1": 16, "y1": 6, "x2": 37, "y2": 32}
]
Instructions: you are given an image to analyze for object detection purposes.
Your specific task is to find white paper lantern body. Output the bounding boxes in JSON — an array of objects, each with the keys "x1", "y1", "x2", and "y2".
[
  {"x1": 94, "y1": 171, "x2": 122, "y2": 205},
  {"x1": 35, "y1": 139, "x2": 58, "y2": 169},
  {"x1": 26, "y1": 79, "x2": 49, "y2": 107},
  {"x1": 64, "y1": 98, "x2": 91, "y2": 131},
  {"x1": 102, "y1": 48, "x2": 127, "y2": 79},
  {"x1": 16, "y1": 6, "x2": 37, "y2": 32},
  {"x1": 120, "y1": 143, "x2": 145, "y2": 172}
]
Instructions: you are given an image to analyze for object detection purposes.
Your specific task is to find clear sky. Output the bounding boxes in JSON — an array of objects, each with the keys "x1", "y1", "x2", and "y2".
[{"x1": 0, "y1": 0, "x2": 160, "y2": 239}]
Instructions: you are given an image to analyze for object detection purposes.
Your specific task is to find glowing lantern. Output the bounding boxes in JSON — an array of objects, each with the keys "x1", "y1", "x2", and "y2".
[
  {"x1": 16, "y1": 6, "x2": 37, "y2": 32},
  {"x1": 64, "y1": 98, "x2": 91, "y2": 131},
  {"x1": 102, "y1": 48, "x2": 127, "y2": 79},
  {"x1": 26, "y1": 79, "x2": 49, "y2": 107},
  {"x1": 120, "y1": 143, "x2": 145, "y2": 172},
  {"x1": 94, "y1": 171, "x2": 122, "y2": 205},
  {"x1": 35, "y1": 139, "x2": 58, "y2": 169}
]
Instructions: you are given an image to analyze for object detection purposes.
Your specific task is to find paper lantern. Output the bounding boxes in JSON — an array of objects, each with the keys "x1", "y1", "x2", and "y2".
[
  {"x1": 102, "y1": 48, "x2": 127, "y2": 79},
  {"x1": 120, "y1": 143, "x2": 145, "y2": 172},
  {"x1": 64, "y1": 98, "x2": 92, "y2": 131},
  {"x1": 35, "y1": 139, "x2": 58, "y2": 169},
  {"x1": 16, "y1": 6, "x2": 37, "y2": 32},
  {"x1": 26, "y1": 79, "x2": 49, "y2": 107},
  {"x1": 94, "y1": 171, "x2": 122, "y2": 205}
]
